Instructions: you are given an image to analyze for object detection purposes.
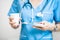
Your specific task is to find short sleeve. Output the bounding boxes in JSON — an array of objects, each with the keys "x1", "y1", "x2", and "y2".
[
  {"x1": 53, "y1": 0, "x2": 60, "y2": 23},
  {"x1": 8, "y1": 0, "x2": 21, "y2": 16}
]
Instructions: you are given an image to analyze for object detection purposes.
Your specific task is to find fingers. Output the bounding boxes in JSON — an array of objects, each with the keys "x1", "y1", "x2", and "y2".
[
  {"x1": 9, "y1": 21, "x2": 16, "y2": 25},
  {"x1": 11, "y1": 24, "x2": 19, "y2": 29},
  {"x1": 9, "y1": 17, "x2": 15, "y2": 25},
  {"x1": 9, "y1": 16, "x2": 14, "y2": 22},
  {"x1": 33, "y1": 23, "x2": 49, "y2": 31},
  {"x1": 9, "y1": 21, "x2": 19, "y2": 29},
  {"x1": 33, "y1": 26, "x2": 42, "y2": 30},
  {"x1": 33, "y1": 25, "x2": 42, "y2": 28},
  {"x1": 33, "y1": 26, "x2": 46, "y2": 30},
  {"x1": 8, "y1": 16, "x2": 20, "y2": 29},
  {"x1": 12, "y1": 24, "x2": 19, "y2": 28}
]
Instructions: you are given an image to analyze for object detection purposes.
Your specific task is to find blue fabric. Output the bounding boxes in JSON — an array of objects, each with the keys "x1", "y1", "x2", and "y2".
[
  {"x1": 53, "y1": 0, "x2": 60, "y2": 22},
  {"x1": 8, "y1": 0, "x2": 20, "y2": 16},
  {"x1": 8, "y1": 0, "x2": 60, "y2": 40}
]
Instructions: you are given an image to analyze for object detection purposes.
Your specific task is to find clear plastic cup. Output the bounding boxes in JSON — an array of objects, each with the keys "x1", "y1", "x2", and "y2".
[{"x1": 10, "y1": 13, "x2": 20, "y2": 25}]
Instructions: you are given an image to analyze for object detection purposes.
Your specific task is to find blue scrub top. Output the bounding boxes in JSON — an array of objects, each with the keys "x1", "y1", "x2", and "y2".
[{"x1": 8, "y1": 0, "x2": 60, "y2": 40}]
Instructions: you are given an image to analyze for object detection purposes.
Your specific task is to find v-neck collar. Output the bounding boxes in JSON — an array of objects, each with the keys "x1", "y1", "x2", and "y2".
[
  {"x1": 33, "y1": 0, "x2": 47, "y2": 12},
  {"x1": 29, "y1": 0, "x2": 44, "y2": 10}
]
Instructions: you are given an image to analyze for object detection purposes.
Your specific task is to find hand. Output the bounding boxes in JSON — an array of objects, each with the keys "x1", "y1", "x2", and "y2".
[
  {"x1": 9, "y1": 16, "x2": 20, "y2": 29},
  {"x1": 33, "y1": 21, "x2": 56, "y2": 31}
]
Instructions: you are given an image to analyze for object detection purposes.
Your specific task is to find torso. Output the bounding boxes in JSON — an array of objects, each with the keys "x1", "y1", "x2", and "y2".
[{"x1": 20, "y1": 0, "x2": 55, "y2": 40}]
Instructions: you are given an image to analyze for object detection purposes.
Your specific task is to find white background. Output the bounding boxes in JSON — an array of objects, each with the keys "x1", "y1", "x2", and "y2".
[{"x1": 0, "y1": 0, "x2": 60, "y2": 40}]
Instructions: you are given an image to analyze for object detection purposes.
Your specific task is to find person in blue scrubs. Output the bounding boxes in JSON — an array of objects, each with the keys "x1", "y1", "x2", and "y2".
[{"x1": 8, "y1": 0, "x2": 60, "y2": 40}]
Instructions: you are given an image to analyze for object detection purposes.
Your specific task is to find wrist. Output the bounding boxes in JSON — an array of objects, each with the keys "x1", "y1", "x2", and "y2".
[
  {"x1": 55, "y1": 23, "x2": 60, "y2": 31},
  {"x1": 54, "y1": 25, "x2": 58, "y2": 31}
]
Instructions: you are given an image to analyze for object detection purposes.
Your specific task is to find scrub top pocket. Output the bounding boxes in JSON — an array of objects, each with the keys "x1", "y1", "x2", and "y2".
[{"x1": 42, "y1": 11, "x2": 53, "y2": 23}]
